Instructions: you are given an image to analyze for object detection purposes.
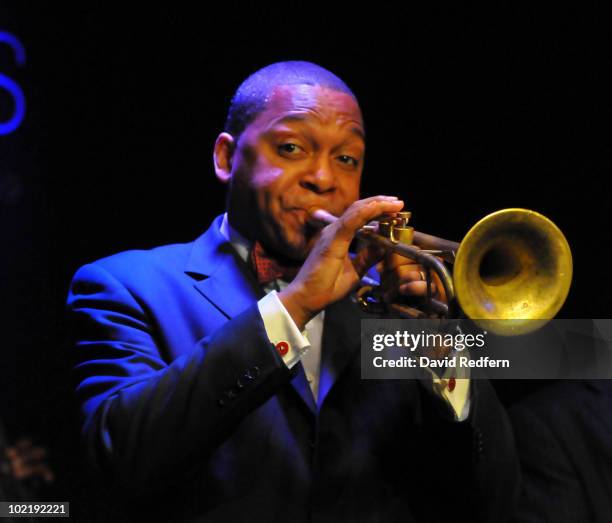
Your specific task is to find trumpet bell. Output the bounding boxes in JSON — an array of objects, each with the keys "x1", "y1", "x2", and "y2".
[{"x1": 453, "y1": 208, "x2": 573, "y2": 336}]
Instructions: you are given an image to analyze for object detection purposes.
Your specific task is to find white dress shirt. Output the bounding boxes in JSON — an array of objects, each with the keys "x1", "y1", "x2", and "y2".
[{"x1": 220, "y1": 213, "x2": 470, "y2": 420}]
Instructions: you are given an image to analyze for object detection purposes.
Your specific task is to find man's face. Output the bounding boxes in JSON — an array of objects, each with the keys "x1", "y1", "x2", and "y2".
[{"x1": 227, "y1": 84, "x2": 365, "y2": 260}]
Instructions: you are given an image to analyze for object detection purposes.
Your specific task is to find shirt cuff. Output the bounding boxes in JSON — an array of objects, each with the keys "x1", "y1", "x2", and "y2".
[
  {"x1": 424, "y1": 351, "x2": 471, "y2": 422},
  {"x1": 257, "y1": 290, "x2": 311, "y2": 369}
]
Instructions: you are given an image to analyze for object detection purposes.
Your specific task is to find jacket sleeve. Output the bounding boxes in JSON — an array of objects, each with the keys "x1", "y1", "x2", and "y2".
[{"x1": 67, "y1": 262, "x2": 294, "y2": 493}]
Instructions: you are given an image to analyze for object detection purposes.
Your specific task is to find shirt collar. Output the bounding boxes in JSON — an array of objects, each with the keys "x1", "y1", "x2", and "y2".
[{"x1": 220, "y1": 212, "x2": 252, "y2": 264}]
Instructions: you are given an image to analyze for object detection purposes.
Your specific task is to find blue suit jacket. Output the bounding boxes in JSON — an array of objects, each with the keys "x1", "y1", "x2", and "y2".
[{"x1": 67, "y1": 215, "x2": 519, "y2": 522}]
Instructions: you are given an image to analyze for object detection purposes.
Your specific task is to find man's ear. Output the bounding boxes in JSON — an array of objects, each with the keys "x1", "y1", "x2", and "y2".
[{"x1": 214, "y1": 132, "x2": 235, "y2": 184}]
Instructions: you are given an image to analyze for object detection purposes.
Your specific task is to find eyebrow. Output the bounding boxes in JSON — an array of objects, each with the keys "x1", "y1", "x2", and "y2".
[
  {"x1": 268, "y1": 114, "x2": 366, "y2": 141},
  {"x1": 350, "y1": 127, "x2": 365, "y2": 140}
]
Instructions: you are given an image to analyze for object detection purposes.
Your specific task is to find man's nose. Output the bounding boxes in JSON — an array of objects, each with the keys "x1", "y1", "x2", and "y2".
[{"x1": 299, "y1": 158, "x2": 336, "y2": 195}]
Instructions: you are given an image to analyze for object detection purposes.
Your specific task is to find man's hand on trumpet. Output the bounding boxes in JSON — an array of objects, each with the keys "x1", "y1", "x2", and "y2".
[
  {"x1": 278, "y1": 195, "x2": 404, "y2": 330},
  {"x1": 278, "y1": 196, "x2": 450, "y2": 331},
  {"x1": 377, "y1": 248, "x2": 448, "y2": 306}
]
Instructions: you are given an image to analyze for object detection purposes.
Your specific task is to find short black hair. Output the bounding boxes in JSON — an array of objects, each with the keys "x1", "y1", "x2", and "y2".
[{"x1": 224, "y1": 61, "x2": 356, "y2": 139}]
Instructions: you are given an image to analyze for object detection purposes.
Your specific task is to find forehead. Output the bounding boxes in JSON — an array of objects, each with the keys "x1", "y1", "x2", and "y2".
[{"x1": 248, "y1": 84, "x2": 364, "y2": 134}]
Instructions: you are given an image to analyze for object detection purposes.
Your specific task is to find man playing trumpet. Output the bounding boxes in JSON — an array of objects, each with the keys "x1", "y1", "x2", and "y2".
[{"x1": 68, "y1": 61, "x2": 519, "y2": 522}]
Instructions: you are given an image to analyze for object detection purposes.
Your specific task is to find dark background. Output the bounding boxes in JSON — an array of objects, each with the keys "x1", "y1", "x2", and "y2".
[{"x1": 1, "y1": 2, "x2": 610, "y2": 515}]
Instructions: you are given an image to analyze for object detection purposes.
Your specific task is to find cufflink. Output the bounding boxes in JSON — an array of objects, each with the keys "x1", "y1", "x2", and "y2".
[{"x1": 275, "y1": 341, "x2": 289, "y2": 356}]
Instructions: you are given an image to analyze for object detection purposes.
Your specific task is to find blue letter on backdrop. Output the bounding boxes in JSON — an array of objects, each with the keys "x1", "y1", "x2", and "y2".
[{"x1": 0, "y1": 31, "x2": 26, "y2": 136}]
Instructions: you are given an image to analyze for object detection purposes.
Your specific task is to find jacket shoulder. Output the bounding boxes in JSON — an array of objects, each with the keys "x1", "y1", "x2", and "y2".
[{"x1": 72, "y1": 240, "x2": 196, "y2": 290}]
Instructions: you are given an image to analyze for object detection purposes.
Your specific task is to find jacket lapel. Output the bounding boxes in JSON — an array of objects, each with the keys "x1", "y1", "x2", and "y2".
[
  {"x1": 318, "y1": 296, "x2": 365, "y2": 409},
  {"x1": 186, "y1": 215, "x2": 263, "y2": 318},
  {"x1": 185, "y1": 215, "x2": 317, "y2": 414},
  {"x1": 291, "y1": 363, "x2": 317, "y2": 414}
]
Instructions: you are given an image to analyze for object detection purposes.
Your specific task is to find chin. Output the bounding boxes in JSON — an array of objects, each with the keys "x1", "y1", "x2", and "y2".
[
  {"x1": 280, "y1": 239, "x2": 309, "y2": 262},
  {"x1": 281, "y1": 228, "x2": 319, "y2": 261}
]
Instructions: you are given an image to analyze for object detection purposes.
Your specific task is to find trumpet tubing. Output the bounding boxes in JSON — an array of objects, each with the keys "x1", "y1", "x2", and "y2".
[{"x1": 309, "y1": 206, "x2": 573, "y2": 336}]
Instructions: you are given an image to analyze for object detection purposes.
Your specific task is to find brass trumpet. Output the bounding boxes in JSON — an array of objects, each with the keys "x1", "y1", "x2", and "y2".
[{"x1": 311, "y1": 208, "x2": 573, "y2": 336}]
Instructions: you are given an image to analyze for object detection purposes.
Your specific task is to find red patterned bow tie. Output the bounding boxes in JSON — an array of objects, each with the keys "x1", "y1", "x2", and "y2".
[{"x1": 250, "y1": 241, "x2": 301, "y2": 286}]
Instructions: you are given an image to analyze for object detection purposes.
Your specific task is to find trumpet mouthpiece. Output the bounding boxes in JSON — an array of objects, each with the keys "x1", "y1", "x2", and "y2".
[{"x1": 308, "y1": 208, "x2": 338, "y2": 226}]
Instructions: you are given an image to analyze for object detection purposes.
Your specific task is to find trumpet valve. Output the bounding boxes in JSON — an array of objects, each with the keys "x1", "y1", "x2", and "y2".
[{"x1": 379, "y1": 211, "x2": 414, "y2": 244}]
